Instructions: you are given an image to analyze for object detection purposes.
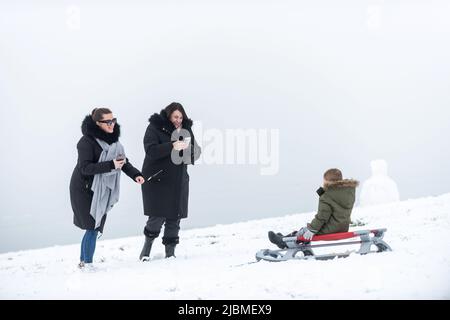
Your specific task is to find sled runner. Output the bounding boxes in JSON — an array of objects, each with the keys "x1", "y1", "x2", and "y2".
[{"x1": 256, "y1": 228, "x2": 392, "y2": 262}]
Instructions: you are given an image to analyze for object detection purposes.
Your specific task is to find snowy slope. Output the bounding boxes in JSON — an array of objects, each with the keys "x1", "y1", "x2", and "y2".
[{"x1": 1, "y1": 193, "x2": 449, "y2": 299}]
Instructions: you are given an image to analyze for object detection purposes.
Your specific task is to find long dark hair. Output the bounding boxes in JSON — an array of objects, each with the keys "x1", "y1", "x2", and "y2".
[
  {"x1": 91, "y1": 107, "x2": 112, "y2": 122},
  {"x1": 164, "y1": 102, "x2": 188, "y2": 121}
]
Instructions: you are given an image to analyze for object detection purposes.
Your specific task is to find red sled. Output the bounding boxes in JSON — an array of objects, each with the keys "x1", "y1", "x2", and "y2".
[{"x1": 256, "y1": 228, "x2": 392, "y2": 262}]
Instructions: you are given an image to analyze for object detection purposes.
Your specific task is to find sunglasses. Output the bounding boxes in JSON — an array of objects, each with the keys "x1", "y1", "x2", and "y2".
[{"x1": 98, "y1": 118, "x2": 117, "y2": 126}]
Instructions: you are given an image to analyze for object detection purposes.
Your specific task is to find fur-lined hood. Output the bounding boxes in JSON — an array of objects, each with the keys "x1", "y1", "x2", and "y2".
[
  {"x1": 81, "y1": 115, "x2": 121, "y2": 145},
  {"x1": 148, "y1": 109, "x2": 193, "y2": 133},
  {"x1": 323, "y1": 179, "x2": 359, "y2": 190},
  {"x1": 322, "y1": 179, "x2": 359, "y2": 209}
]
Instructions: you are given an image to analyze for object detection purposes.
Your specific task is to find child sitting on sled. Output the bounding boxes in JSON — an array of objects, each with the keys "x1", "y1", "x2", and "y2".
[{"x1": 268, "y1": 168, "x2": 359, "y2": 249}]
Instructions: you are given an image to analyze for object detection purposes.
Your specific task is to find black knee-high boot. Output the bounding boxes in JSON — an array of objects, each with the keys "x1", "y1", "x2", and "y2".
[
  {"x1": 165, "y1": 244, "x2": 176, "y2": 258},
  {"x1": 139, "y1": 236, "x2": 154, "y2": 261}
]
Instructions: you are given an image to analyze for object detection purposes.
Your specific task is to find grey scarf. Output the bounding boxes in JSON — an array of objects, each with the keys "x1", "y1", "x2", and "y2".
[{"x1": 90, "y1": 138, "x2": 125, "y2": 229}]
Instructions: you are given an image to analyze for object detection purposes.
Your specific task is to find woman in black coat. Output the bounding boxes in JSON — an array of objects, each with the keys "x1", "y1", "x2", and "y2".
[
  {"x1": 139, "y1": 102, "x2": 201, "y2": 260},
  {"x1": 70, "y1": 108, "x2": 145, "y2": 269}
]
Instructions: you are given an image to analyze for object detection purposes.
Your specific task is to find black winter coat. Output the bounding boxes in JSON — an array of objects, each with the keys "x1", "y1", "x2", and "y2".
[
  {"x1": 70, "y1": 115, "x2": 142, "y2": 232},
  {"x1": 141, "y1": 110, "x2": 201, "y2": 219}
]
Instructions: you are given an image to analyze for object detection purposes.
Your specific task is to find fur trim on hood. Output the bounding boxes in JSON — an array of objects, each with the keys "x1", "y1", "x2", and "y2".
[
  {"x1": 324, "y1": 179, "x2": 359, "y2": 190},
  {"x1": 81, "y1": 115, "x2": 121, "y2": 145},
  {"x1": 148, "y1": 109, "x2": 193, "y2": 132}
]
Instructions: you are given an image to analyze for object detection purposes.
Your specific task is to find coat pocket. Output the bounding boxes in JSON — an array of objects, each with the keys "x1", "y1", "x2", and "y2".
[
  {"x1": 83, "y1": 178, "x2": 93, "y2": 194},
  {"x1": 147, "y1": 169, "x2": 164, "y2": 183}
]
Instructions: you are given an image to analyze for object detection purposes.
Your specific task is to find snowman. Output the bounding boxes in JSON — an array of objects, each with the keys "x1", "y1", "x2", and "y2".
[{"x1": 359, "y1": 159, "x2": 400, "y2": 207}]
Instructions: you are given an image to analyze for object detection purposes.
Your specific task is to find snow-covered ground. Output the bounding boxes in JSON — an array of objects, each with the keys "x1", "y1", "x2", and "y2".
[{"x1": 1, "y1": 193, "x2": 449, "y2": 299}]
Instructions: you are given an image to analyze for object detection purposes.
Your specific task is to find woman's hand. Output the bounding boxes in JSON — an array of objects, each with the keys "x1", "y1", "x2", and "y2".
[
  {"x1": 113, "y1": 159, "x2": 126, "y2": 170},
  {"x1": 135, "y1": 176, "x2": 145, "y2": 185},
  {"x1": 173, "y1": 141, "x2": 188, "y2": 151}
]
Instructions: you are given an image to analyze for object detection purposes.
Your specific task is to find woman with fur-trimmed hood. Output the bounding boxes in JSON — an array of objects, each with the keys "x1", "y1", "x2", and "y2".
[
  {"x1": 268, "y1": 168, "x2": 359, "y2": 249},
  {"x1": 139, "y1": 102, "x2": 201, "y2": 261},
  {"x1": 70, "y1": 108, "x2": 145, "y2": 270}
]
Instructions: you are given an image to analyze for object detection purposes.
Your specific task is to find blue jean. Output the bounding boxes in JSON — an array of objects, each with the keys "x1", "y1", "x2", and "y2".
[{"x1": 80, "y1": 230, "x2": 98, "y2": 263}]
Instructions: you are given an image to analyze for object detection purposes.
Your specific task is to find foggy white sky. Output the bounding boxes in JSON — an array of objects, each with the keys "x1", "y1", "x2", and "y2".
[{"x1": 1, "y1": 0, "x2": 449, "y2": 253}]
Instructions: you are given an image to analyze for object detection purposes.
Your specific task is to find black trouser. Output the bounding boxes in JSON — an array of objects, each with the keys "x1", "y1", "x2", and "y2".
[{"x1": 143, "y1": 216, "x2": 180, "y2": 245}]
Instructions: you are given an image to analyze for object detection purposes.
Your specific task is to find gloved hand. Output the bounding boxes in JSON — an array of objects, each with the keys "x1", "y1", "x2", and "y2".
[{"x1": 298, "y1": 226, "x2": 316, "y2": 240}]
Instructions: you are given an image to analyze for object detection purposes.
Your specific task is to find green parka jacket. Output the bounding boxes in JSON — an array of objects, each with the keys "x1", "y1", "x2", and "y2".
[{"x1": 308, "y1": 179, "x2": 359, "y2": 235}]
